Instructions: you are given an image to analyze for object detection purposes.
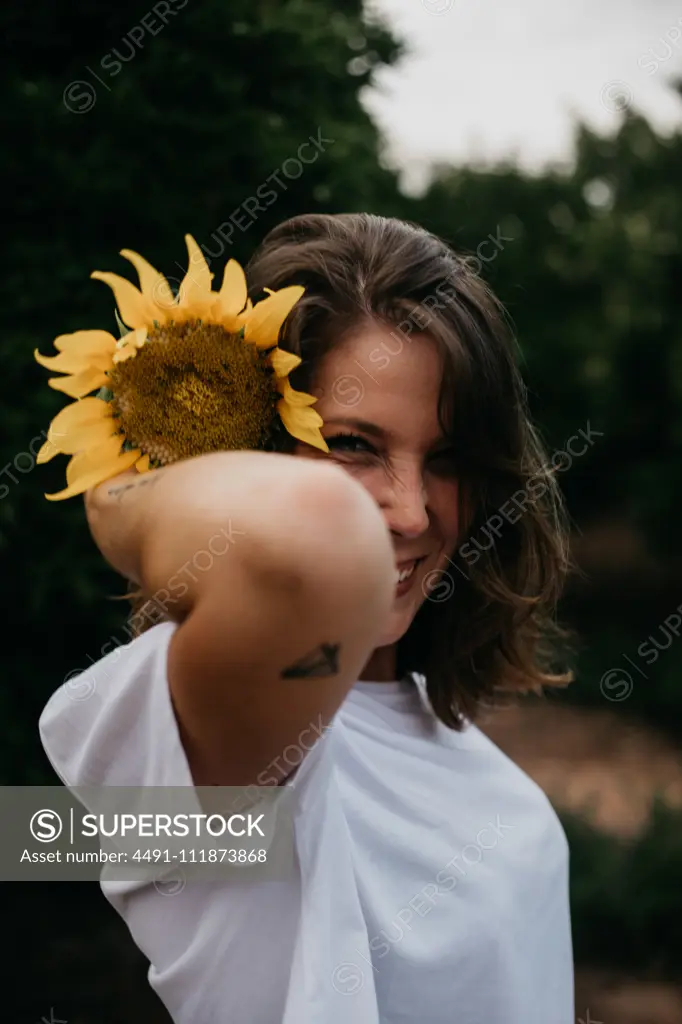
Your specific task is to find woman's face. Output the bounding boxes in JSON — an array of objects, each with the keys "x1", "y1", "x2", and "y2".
[{"x1": 293, "y1": 322, "x2": 461, "y2": 649}]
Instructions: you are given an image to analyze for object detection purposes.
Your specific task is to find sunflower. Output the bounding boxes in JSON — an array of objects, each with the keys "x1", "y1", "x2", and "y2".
[{"x1": 34, "y1": 235, "x2": 328, "y2": 500}]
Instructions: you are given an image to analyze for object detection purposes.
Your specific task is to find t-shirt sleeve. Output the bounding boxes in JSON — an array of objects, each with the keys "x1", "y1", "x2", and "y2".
[
  {"x1": 37, "y1": 621, "x2": 343, "y2": 1024},
  {"x1": 38, "y1": 618, "x2": 332, "y2": 795},
  {"x1": 38, "y1": 621, "x2": 192, "y2": 788}
]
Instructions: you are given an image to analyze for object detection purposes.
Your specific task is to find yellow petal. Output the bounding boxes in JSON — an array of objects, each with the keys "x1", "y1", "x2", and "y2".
[
  {"x1": 49, "y1": 417, "x2": 120, "y2": 455},
  {"x1": 78, "y1": 348, "x2": 114, "y2": 371},
  {"x1": 278, "y1": 400, "x2": 329, "y2": 452},
  {"x1": 46, "y1": 396, "x2": 113, "y2": 436},
  {"x1": 35, "y1": 437, "x2": 63, "y2": 465},
  {"x1": 120, "y1": 248, "x2": 175, "y2": 314},
  {"x1": 130, "y1": 326, "x2": 148, "y2": 348},
  {"x1": 46, "y1": 447, "x2": 141, "y2": 501},
  {"x1": 38, "y1": 331, "x2": 117, "y2": 373},
  {"x1": 91, "y1": 271, "x2": 151, "y2": 329},
  {"x1": 112, "y1": 345, "x2": 138, "y2": 364},
  {"x1": 34, "y1": 348, "x2": 93, "y2": 375},
  {"x1": 112, "y1": 326, "x2": 147, "y2": 363},
  {"x1": 234, "y1": 298, "x2": 253, "y2": 333},
  {"x1": 135, "y1": 453, "x2": 151, "y2": 473},
  {"x1": 277, "y1": 376, "x2": 318, "y2": 407},
  {"x1": 48, "y1": 368, "x2": 108, "y2": 398},
  {"x1": 269, "y1": 347, "x2": 302, "y2": 378},
  {"x1": 177, "y1": 234, "x2": 214, "y2": 315},
  {"x1": 66, "y1": 436, "x2": 128, "y2": 483},
  {"x1": 243, "y1": 286, "x2": 305, "y2": 349},
  {"x1": 38, "y1": 396, "x2": 114, "y2": 460},
  {"x1": 214, "y1": 259, "x2": 247, "y2": 323},
  {"x1": 54, "y1": 330, "x2": 117, "y2": 356}
]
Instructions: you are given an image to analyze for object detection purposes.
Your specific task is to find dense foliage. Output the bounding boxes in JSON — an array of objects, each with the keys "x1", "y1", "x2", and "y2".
[{"x1": 563, "y1": 802, "x2": 682, "y2": 977}]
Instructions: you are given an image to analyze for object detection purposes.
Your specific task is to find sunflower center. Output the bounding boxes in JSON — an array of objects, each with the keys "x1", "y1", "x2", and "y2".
[
  {"x1": 107, "y1": 320, "x2": 279, "y2": 467},
  {"x1": 171, "y1": 376, "x2": 222, "y2": 418}
]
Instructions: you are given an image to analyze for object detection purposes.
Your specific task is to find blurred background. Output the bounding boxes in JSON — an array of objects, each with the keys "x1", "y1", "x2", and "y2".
[{"x1": 2, "y1": 0, "x2": 682, "y2": 1020}]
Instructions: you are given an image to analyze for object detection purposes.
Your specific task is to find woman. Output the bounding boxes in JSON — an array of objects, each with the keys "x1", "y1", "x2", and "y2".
[{"x1": 39, "y1": 213, "x2": 574, "y2": 1023}]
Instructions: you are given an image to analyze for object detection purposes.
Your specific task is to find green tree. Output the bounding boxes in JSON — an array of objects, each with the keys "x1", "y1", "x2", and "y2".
[{"x1": 0, "y1": 0, "x2": 402, "y2": 784}]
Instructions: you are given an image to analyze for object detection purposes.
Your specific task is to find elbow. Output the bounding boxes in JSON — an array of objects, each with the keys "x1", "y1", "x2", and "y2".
[{"x1": 251, "y1": 461, "x2": 396, "y2": 607}]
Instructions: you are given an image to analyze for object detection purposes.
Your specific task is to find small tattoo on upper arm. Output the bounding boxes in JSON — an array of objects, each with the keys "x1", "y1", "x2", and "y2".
[{"x1": 281, "y1": 643, "x2": 340, "y2": 679}]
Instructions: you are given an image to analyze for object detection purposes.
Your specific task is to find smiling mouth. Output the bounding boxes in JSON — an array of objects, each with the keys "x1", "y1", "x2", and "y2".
[{"x1": 395, "y1": 557, "x2": 426, "y2": 584}]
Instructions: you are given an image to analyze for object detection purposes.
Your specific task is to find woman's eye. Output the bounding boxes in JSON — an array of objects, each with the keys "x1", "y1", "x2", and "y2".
[{"x1": 325, "y1": 433, "x2": 377, "y2": 455}]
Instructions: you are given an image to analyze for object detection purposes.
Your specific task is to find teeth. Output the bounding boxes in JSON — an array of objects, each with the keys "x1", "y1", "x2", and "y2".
[{"x1": 396, "y1": 561, "x2": 417, "y2": 584}]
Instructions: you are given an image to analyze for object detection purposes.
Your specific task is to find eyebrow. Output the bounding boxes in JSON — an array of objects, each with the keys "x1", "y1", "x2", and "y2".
[
  {"x1": 323, "y1": 417, "x2": 451, "y2": 449},
  {"x1": 323, "y1": 417, "x2": 392, "y2": 440}
]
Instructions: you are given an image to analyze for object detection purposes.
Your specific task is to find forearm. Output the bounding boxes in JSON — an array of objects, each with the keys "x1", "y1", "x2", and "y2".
[
  {"x1": 84, "y1": 450, "x2": 338, "y2": 618},
  {"x1": 84, "y1": 467, "x2": 167, "y2": 585},
  {"x1": 84, "y1": 448, "x2": 396, "y2": 786}
]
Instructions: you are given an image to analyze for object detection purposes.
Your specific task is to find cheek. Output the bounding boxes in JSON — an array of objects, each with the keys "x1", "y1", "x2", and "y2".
[{"x1": 429, "y1": 478, "x2": 461, "y2": 542}]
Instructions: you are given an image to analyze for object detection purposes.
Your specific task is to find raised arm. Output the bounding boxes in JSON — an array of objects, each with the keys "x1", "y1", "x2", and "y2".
[{"x1": 84, "y1": 451, "x2": 395, "y2": 786}]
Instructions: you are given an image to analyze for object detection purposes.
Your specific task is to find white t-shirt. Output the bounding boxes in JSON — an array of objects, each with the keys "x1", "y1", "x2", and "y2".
[{"x1": 39, "y1": 621, "x2": 574, "y2": 1024}]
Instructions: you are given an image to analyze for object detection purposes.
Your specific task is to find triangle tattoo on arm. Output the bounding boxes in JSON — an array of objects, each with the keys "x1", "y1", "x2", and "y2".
[{"x1": 281, "y1": 643, "x2": 341, "y2": 679}]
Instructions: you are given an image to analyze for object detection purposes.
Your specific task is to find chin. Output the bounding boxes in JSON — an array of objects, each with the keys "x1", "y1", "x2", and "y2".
[{"x1": 376, "y1": 606, "x2": 420, "y2": 649}]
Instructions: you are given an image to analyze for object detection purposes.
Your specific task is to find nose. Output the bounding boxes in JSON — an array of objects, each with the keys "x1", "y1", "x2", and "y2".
[{"x1": 377, "y1": 465, "x2": 430, "y2": 538}]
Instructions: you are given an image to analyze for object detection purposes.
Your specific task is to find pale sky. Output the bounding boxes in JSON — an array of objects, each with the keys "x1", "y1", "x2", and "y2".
[{"x1": 363, "y1": 0, "x2": 682, "y2": 193}]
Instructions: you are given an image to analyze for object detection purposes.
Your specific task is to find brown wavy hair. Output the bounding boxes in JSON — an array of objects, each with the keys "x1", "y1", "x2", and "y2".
[{"x1": 130, "y1": 212, "x2": 573, "y2": 729}]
